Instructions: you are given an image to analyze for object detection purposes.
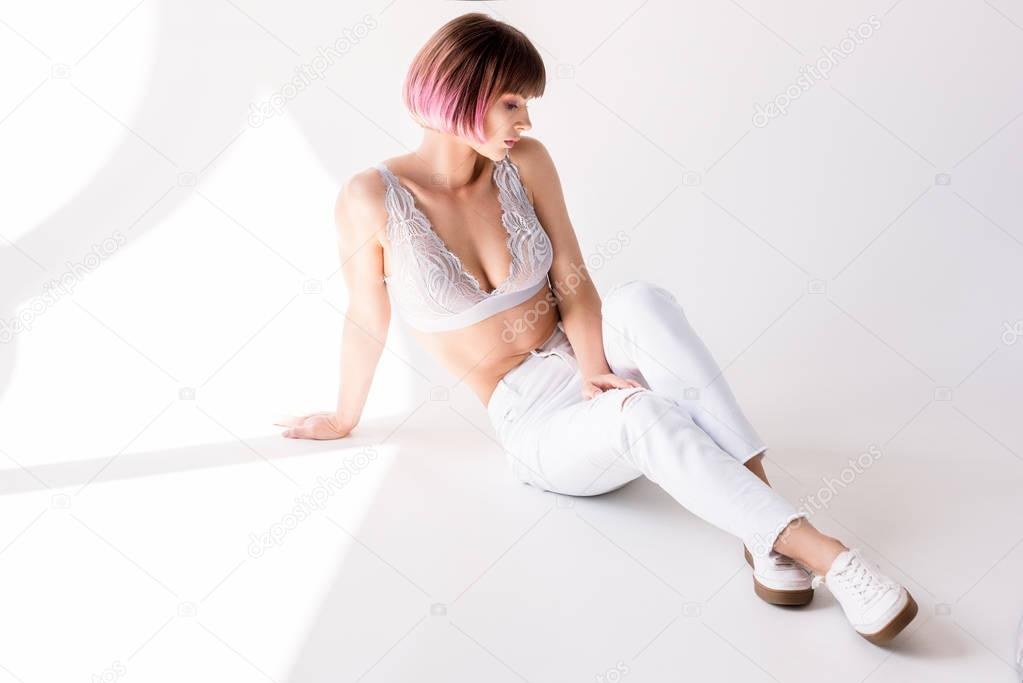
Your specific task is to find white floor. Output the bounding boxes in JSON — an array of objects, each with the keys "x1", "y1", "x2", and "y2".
[
  {"x1": 3, "y1": 1, "x2": 1023, "y2": 680},
  {"x1": 2, "y1": 394, "x2": 1022, "y2": 682}
]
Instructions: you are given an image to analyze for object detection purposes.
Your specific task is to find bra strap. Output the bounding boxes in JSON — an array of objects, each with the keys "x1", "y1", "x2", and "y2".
[
  {"x1": 373, "y1": 163, "x2": 411, "y2": 242},
  {"x1": 493, "y1": 154, "x2": 532, "y2": 223}
]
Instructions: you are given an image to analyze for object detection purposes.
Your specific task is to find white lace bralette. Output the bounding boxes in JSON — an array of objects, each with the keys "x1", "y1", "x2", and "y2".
[{"x1": 372, "y1": 152, "x2": 554, "y2": 333}]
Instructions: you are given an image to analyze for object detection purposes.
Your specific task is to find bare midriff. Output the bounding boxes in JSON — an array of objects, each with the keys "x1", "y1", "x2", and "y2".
[{"x1": 406, "y1": 284, "x2": 561, "y2": 408}]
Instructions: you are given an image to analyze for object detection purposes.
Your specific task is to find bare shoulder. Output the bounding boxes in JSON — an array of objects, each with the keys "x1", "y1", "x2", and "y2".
[
  {"x1": 506, "y1": 136, "x2": 558, "y2": 203},
  {"x1": 509, "y1": 135, "x2": 552, "y2": 166},
  {"x1": 334, "y1": 165, "x2": 389, "y2": 244}
]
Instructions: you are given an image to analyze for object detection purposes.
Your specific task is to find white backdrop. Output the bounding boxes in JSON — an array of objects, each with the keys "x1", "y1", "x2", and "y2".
[{"x1": 1, "y1": 1, "x2": 1022, "y2": 681}]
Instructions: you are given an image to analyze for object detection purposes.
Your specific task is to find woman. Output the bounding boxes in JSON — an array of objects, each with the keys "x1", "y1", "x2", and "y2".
[{"x1": 276, "y1": 12, "x2": 917, "y2": 644}]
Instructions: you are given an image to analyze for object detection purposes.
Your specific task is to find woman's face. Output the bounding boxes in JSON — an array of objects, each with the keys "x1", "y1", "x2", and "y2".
[{"x1": 473, "y1": 92, "x2": 533, "y2": 160}]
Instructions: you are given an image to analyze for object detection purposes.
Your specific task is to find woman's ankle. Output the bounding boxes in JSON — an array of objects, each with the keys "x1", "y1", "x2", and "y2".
[
  {"x1": 773, "y1": 520, "x2": 848, "y2": 574},
  {"x1": 802, "y1": 539, "x2": 847, "y2": 575},
  {"x1": 744, "y1": 454, "x2": 770, "y2": 486}
]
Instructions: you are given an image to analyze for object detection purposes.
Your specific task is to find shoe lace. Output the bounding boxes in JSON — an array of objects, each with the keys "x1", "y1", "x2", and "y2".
[{"x1": 828, "y1": 556, "x2": 893, "y2": 604}]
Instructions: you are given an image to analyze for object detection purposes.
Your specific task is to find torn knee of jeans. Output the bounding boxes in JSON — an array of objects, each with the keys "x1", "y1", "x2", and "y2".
[{"x1": 619, "y1": 387, "x2": 648, "y2": 411}]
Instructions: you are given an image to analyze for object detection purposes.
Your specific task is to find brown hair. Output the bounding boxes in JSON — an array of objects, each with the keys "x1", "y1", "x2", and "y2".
[{"x1": 402, "y1": 12, "x2": 545, "y2": 144}]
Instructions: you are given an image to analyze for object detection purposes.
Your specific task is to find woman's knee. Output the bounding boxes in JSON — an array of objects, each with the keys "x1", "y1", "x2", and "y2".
[
  {"x1": 602, "y1": 279, "x2": 685, "y2": 321},
  {"x1": 616, "y1": 390, "x2": 705, "y2": 460}
]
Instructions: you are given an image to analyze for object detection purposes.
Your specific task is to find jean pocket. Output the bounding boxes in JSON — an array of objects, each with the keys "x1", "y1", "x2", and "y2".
[{"x1": 532, "y1": 344, "x2": 576, "y2": 371}]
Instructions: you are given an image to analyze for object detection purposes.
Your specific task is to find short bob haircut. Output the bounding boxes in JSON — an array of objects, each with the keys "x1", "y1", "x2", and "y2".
[{"x1": 403, "y1": 13, "x2": 546, "y2": 145}]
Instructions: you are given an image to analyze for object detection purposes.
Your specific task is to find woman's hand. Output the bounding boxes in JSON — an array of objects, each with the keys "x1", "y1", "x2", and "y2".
[
  {"x1": 275, "y1": 412, "x2": 352, "y2": 440},
  {"x1": 580, "y1": 373, "x2": 643, "y2": 400}
]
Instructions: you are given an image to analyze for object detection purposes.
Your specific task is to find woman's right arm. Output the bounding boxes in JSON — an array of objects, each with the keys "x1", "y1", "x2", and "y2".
[
  {"x1": 332, "y1": 171, "x2": 391, "y2": 431},
  {"x1": 278, "y1": 171, "x2": 390, "y2": 440}
]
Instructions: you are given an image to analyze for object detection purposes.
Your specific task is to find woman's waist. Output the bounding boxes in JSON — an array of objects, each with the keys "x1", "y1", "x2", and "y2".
[
  {"x1": 448, "y1": 319, "x2": 561, "y2": 393},
  {"x1": 486, "y1": 322, "x2": 576, "y2": 427},
  {"x1": 490, "y1": 321, "x2": 568, "y2": 391}
]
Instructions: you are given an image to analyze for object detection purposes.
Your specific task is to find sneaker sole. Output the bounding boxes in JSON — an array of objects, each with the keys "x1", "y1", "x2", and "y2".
[
  {"x1": 744, "y1": 546, "x2": 814, "y2": 606},
  {"x1": 858, "y1": 590, "x2": 918, "y2": 646}
]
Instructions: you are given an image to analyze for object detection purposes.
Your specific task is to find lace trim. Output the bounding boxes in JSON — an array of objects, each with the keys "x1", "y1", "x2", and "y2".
[{"x1": 374, "y1": 154, "x2": 553, "y2": 319}]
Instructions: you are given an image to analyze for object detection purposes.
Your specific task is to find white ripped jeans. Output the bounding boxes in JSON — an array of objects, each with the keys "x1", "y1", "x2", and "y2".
[{"x1": 486, "y1": 279, "x2": 806, "y2": 556}]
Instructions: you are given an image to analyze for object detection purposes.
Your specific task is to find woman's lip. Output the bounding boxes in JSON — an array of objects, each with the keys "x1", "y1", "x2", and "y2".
[{"x1": 504, "y1": 139, "x2": 519, "y2": 147}]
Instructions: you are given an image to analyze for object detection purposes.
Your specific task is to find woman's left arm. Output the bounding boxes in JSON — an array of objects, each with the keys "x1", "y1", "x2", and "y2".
[{"x1": 514, "y1": 138, "x2": 637, "y2": 397}]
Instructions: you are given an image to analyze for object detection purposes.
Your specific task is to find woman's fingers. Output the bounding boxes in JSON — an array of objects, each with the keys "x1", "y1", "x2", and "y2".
[
  {"x1": 582, "y1": 375, "x2": 642, "y2": 400},
  {"x1": 283, "y1": 423, "x2": 322, "y2": 439},
  {"x1": 600, "y1": 377, "x2": 642, "y2": 390},
  {"x1": 283, "y1": 425, "x2": 317, "y2": 439},
  {"x1": 282, "y1": 416, "x2": 344, "y2": 440}
]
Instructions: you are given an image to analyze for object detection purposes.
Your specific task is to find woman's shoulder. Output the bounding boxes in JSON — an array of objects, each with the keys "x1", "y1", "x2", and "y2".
[
  {"x1": 508, "y1": 135, "x2": 554, "y2": 171},
  {"x1": 505, "y1": 137, "x2": 553, "y2": 205},
  {"x1": 333, "y1": 164, "x2": 392, "y2": 238},
  {"x1": 505, "y1": 136, "x2": 553, "y2": 181},
  {"x1": 339, "y1": 156, "x2": 402, "y2": 206}
]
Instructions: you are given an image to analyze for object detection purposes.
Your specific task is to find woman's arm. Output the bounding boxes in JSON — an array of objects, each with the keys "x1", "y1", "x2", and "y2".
[
  {"x1": 332, "y1": 172, "x2": 391, "y2": 429},
  {"x1": 279, "y1": 171, "x2": 391, "y2": 439},
  {"x1": 514, "y1": 138, "x2": 636, "y2": 398}
]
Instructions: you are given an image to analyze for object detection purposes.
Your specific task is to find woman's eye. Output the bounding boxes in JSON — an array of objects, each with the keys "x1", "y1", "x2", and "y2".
[{"x1": 506, "y1": 103, "x2": 519, "y2": 110}]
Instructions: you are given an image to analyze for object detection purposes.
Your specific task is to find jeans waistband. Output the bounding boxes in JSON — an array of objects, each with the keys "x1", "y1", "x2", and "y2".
[{"x1": 487, "y1": 320, "x2": 569, "y2": 428}]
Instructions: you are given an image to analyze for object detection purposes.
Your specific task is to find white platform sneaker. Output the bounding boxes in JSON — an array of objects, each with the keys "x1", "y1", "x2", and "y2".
[
  {"x1": 744, "y1": 545, "x2": 814, "y2": 606},
  {"x1": 813, "y1": 548, "x2": 918, "y2": 645}
]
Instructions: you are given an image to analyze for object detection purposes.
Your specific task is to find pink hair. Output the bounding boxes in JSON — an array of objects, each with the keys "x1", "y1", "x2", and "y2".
[{"x1": 403, "y1": 13, "x2": 545, "y2": 145}]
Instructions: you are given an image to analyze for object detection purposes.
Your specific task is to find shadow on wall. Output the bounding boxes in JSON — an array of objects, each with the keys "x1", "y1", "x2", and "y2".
[
  {"x1": 0, "y1": 1, "x2": 386, "y2": 403},
  {"x1": 0, "y1": 2, "x2": 444, "y2": 679}
]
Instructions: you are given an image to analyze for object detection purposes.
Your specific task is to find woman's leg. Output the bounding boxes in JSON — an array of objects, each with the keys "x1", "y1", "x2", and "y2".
[
  {"x1": 519, "y1": 379, "x2": 807, "y2": 562},
  {"x1": 509, "y1": 285, "x2": 916, "y2": 639},
  {"x1": 505, "y1": 343, "x2": 916, "y2": 641},
  {"x1": 772, "y1": 517, "x2": 846, "y2": 575},
  {"x1": 601, "y1": 280, "x2": 770, "y2": 474},
  {"x1": 600, "y1": 279, "x2": 812, "y2": 603},
  {"x1": 531, "y1": 384, "x2": 883, "y2": 601}
]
